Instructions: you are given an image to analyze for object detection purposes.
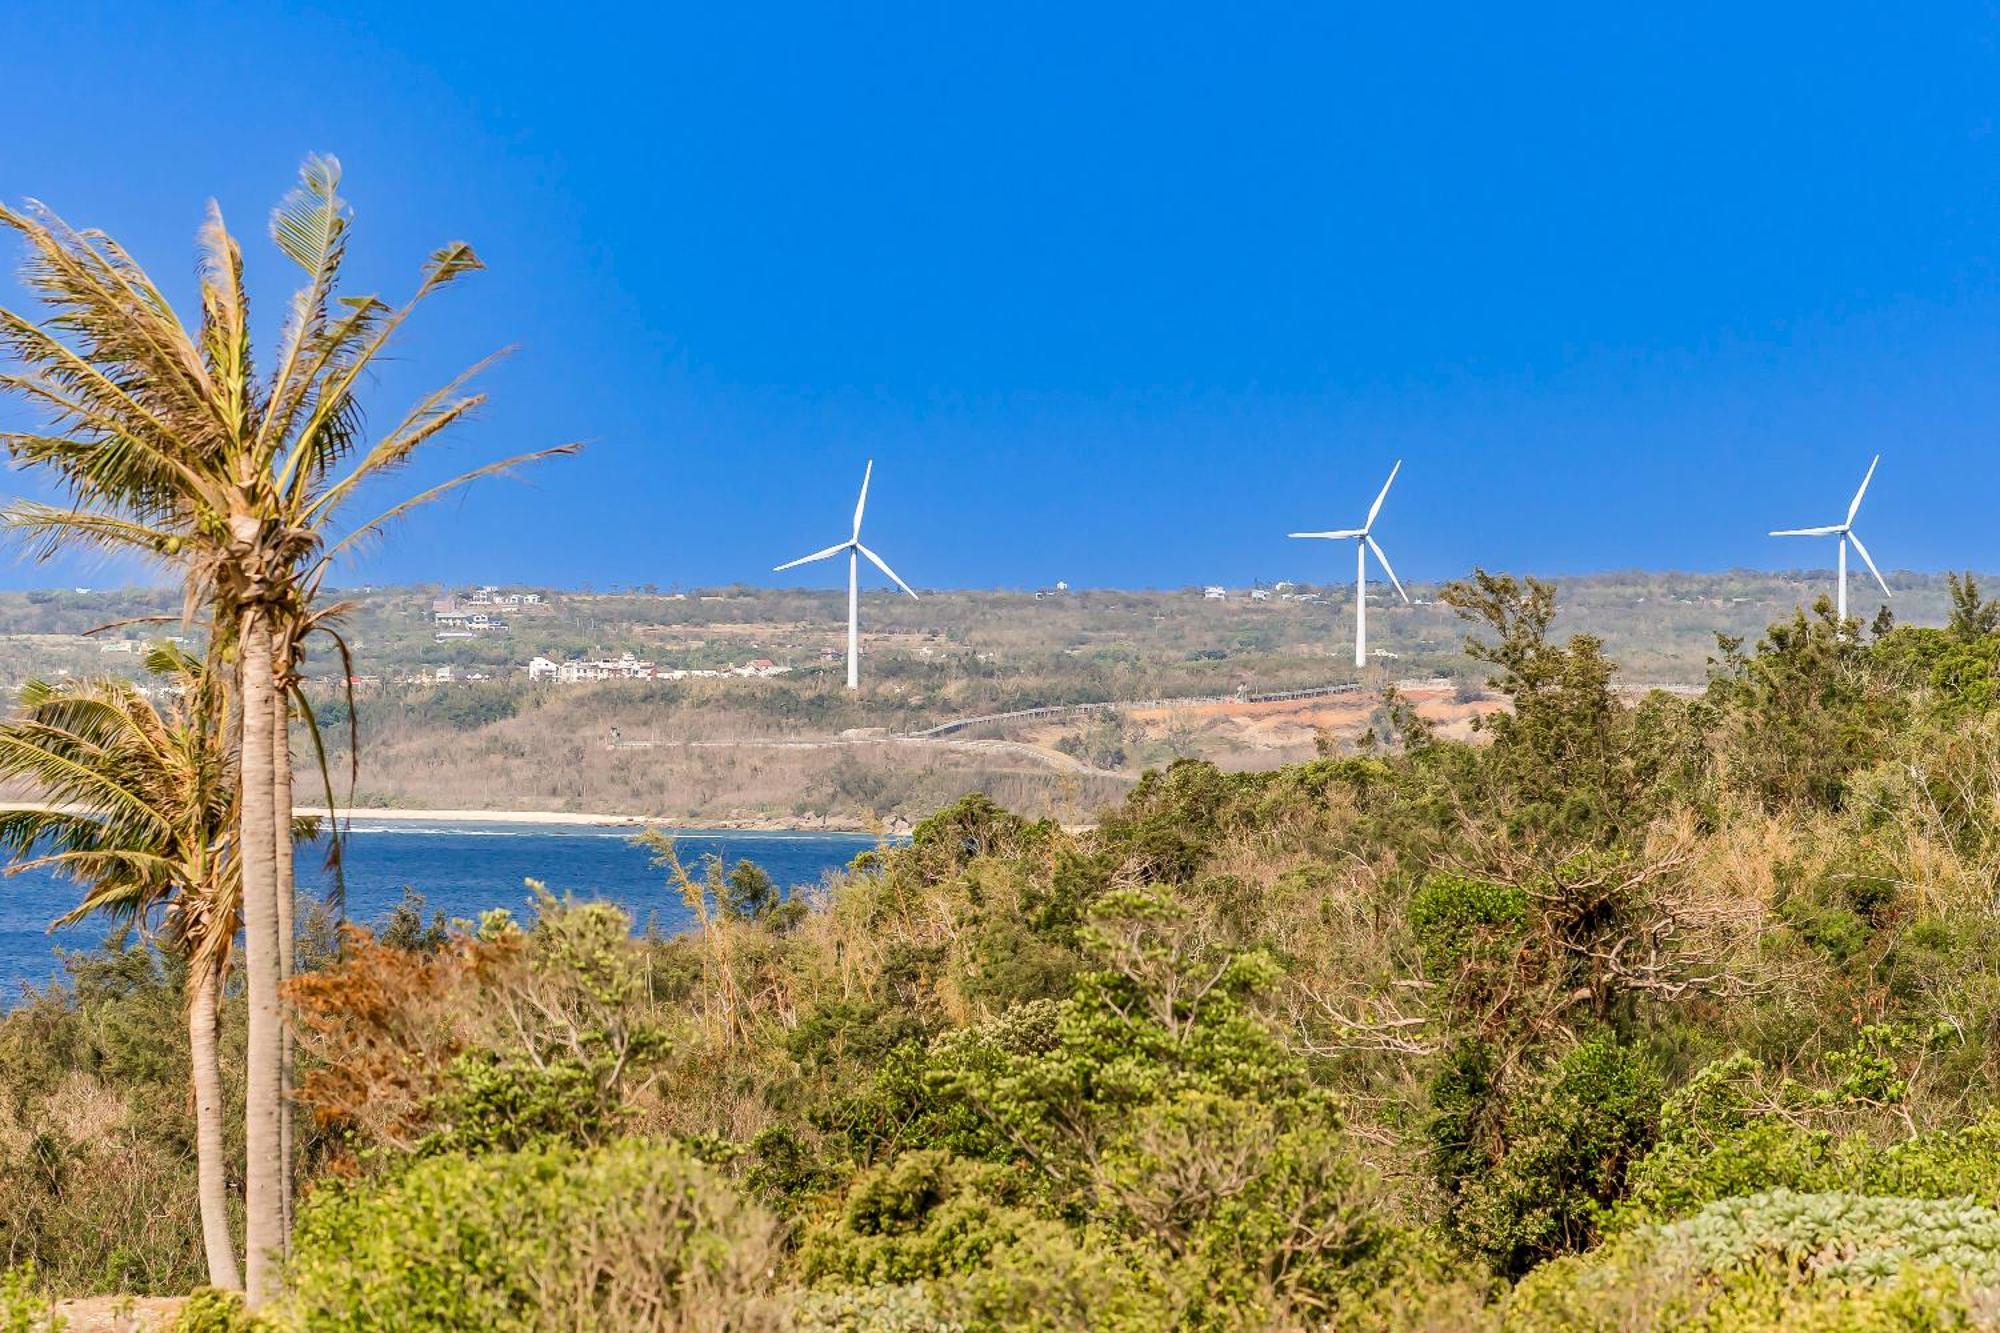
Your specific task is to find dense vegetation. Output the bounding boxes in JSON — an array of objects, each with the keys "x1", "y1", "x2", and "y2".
[{"x1": 12, "y1": 572, "x2": 2000, "y2": 1327}]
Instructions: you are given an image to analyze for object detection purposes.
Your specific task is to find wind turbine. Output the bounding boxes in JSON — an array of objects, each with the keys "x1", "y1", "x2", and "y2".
[
  {"x1": 1289, "y1": 460, "x2": 1410, "y2": 669},
  {"x1": 1769, "y1": 454, "x2": 1890, "y2": 627},
  {"x1": 774, "y1": 460, "x2": 918, "y2": 689}
]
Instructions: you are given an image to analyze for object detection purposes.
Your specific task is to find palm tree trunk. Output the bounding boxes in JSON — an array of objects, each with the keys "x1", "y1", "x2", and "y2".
[
  {"x1": 272, "y1": 685, "x2": 296, "y2": 1248},
  {"x1": 189, "y1": 964, "x2": 242, "y2": 1291},
  {"x1": 239, "y1": 610, "x2": 285, "y2": 1307}
]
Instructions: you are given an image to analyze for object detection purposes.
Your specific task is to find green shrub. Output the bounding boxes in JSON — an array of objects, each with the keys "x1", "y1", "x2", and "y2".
[
  {"x1": 1511, "y1": 1190, "x2": 2000, "y2": 1330},
  {"x1": 1432, "y1": 1036, "x2": 1660, "y2": 1276},
  {"x1": 1618, "y1": 1117, "x2": 1838, "y2": 1233},
  {"x1": 741, "y1": 1126, "x2": 843, "y2": 1217},
  {"x1": 0, "y1": 1264, "x2": 59, "y2": 1333},
  {"x1": 906, "y1": 795, "x2": 1043, "y2": 883},
  {"x1": 941, "y1": 1224, "x2": 1175, "y2": 1333},
  {"x1": 796, "y1": 1150, "x2": 1174, "y2": 1331},
  {"x1": 1693, "y1": 1270, "x2": 1986, "y2": 1333},
  {"x1": 285, "y1": 1137, "x2": 777, "y2": 1331},
  {"x1": 721, "y1": 861, "x2": 784, "y2": 923},
  {"x1": 1408, "y1": 874, "x2": 1527, "y2": 967},
  {"x1": 0, "y1": 947, "x2": 210, "y2": 1296},
  {"x1": 1093, "y1": 1091, "x2": 1410, "y2": 1321},
  {"x1": 798, "y1": 1151, "x2": 1043, "y2": 1288},
  {"x1": 415, "y1": 1051, "x2": 626, "y2": 1156},
  {"x1": 1871, "y1": 1115, "x2": 2000, "y2": 1201},
  {"x1": 1513, "y1": 1253, "x2": 1984, "y2": 1331},
  {"x1": 788, "y1": 1283, "x2": 957, "y2": 1332},
  {"x1": 1616, "y1": 1053, "x2": 2000, "y2": 1232},
  {"x1": 1664, "y1": 1191, "x2": 2000, "y2": 1284},
  {"x1": 802, "y1": 884, "x2": 1427, "y2": 1329},
  {"x1": 169, "y1": 1287, "x2": 260, "y2": 1333}
]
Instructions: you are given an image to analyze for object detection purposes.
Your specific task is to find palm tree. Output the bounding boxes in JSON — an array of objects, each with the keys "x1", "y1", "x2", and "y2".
[
  {"x1": 0, "y1": 646, "x2": 241, "y2": 1289},
  {"x1": 0, "y1": 156, "x2": 576, "y2": 1304}
]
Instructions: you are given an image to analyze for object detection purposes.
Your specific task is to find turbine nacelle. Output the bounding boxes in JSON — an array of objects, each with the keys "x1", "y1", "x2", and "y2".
[
  {"x1": 771, "y1": 460, "x2": 921, "y2": 599},
  {"x1": 1768, "y1": 454, "x2": 1892, "y2": 604},
  {"x1": 1285, "y1": 460, "x2": 1411, "y2": 605},
  {"x1": 1286, "y1": 460, "x2": 1412, "y2": 669},
  {"x1": 773, "y1": 459, "x2": 919, "y2": 690}
]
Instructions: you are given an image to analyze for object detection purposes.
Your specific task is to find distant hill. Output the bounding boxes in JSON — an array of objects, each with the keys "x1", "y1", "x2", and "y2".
[{"x1": 0, "y1": 571, "x2": 1979, "y2": 825}]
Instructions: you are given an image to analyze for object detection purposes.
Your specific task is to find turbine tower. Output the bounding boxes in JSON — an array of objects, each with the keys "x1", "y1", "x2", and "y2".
[
  {"x1": 774, "y1": 460, "x2": 919, "y2": 689},
  {"x1": 1769, "y1": 454, "x2": 1890, "y2": 627},
  {"x1": 1288, "y1": 460, "x2": 1410, "y2": 669}
]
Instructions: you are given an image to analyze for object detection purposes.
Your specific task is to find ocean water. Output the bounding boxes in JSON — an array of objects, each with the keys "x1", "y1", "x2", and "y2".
[{"x1": 0, "y1": 822, "x2": 884, "y2": 1001}]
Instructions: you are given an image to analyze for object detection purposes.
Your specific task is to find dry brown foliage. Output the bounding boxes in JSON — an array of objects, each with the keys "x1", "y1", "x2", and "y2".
[{"x1": 285, "y1": 925, "x2": 493, "y2": 1157}]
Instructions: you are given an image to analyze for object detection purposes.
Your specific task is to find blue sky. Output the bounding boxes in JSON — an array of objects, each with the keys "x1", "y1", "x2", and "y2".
[{"x1": 2, "y1": 3, "x2": 1998, "y2": 591}]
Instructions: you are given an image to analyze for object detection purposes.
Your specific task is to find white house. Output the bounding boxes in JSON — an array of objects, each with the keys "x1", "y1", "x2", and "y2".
[{"x1": 554, "y1": 652, "x2": 655, "y2": 684}]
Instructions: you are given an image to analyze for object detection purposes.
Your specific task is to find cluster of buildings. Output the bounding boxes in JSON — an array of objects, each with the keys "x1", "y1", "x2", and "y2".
[
  {"x1": 432, "y1": 587, "x2": 546, "y2": 639},
  {"x1": 1200, "y1": 582, "x2": 1326, "y2": 604},
  {"x1": 525, "y1": 653, "x2": 789, "y2": 685}
]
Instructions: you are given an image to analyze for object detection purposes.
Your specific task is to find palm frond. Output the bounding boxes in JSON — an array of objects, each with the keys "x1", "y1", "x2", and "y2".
[
  {"x1": 316, "y1": 442, "x2": 583, "y2": 567},
  {"x1": 259, "y1": 154, "x2": 354, "y2": 457},
  {"x1": 0, "y1": 650, "x2": 237, "y2": 993},
  {"x1": 268, "y1": 154, "x2": 349, "y2": 276},
  {"x1": 0, "y1": 499, "x2": 183, "y2": 565},
  {"x1": 281, "y1": 345, "x2": 509, "y2": 509},
  {"x1": 0, "y1": 203, "x2": 217, "y2": 442},
  {"x1": 196, "y1": 201, "x2": 255, "y2": 439},
  {"x1": 0, "y1": 353, "x2": 221, "y2": 511},
  {"x1": 272, "y1": 239, "x2": 486, "y2": 495}
]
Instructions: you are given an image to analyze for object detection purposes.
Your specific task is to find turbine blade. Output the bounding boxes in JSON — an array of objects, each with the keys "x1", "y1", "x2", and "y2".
[
  {"x1": 1366, "y1": 535, "x2": 1409, "y2": 603},
  {"x1": 856, "y1": 542, "x2": 919, "y2": 599},
  {"x1": 1846, "y1": 529, "x2": 1891, "y2": 598},
  {"x1": 1364, "y1": 459, "x2": 1401, "y2": 531},
  {"x1": 1846, "y1": 454, "x2": 1879, "y2": 525},
  {"x1": 774, "y1": 541, "x2": 849, "y2": 573},
  {"x1": 1288, "y1": 528, "x2": 1366, "y2": 540},
  {"x1": 852, "y1": 458, "x2": 873, "y2": 539},
  {"x1": 1769, "y1": 525, "x2": 1843, "y2": 537}
]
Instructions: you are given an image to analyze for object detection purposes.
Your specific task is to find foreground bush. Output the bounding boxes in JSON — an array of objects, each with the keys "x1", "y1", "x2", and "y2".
[
  {"x1": 1615, "y1": 1053, "x2": 2000, "y2": 1233},
  {"x1": 0, "y1": 1264, "x2": 56, "y2": 1333},
  {"x1": 171, "y1": 1286, "x2": 261, "y2": 1332},
  {"x1": 0, "y1": 947, "x2": 214, "y2": 1296},
  {"x1": 1510, "y1": 1189, "x2": 2000, "y2": 1329},
  {"x1": 285, "y1": 1137, "x2": 777, "y2": 1331}
]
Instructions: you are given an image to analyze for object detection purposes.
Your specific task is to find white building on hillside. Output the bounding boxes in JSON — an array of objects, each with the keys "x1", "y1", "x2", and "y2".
[{"x1": 553, "y1": 652, "x2": 655, "y2": 683}]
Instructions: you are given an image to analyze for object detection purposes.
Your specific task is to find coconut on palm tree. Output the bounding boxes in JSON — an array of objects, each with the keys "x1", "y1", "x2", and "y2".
[
  {"x1": 0, "y1": 156, "x2": 576, "y2": 1304},
  {"x1": 0, "y1": 646, "x2": 242, "y2": 1289}
]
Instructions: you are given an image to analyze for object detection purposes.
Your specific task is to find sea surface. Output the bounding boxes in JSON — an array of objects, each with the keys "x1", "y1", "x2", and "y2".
[{"x1": 0, "y1": 821, "x2": 883, "y2": 1001}]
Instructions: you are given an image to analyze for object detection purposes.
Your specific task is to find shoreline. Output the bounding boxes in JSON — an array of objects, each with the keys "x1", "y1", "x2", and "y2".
[
  {"x1": 2, "y1": 801, "x2": 885, "y2": 836},
  {"x1": 298, "y1": 807, "x2": 891, "y2": 834}
]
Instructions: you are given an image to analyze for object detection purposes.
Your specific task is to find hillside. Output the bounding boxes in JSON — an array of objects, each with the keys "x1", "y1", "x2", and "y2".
[{"x1": 0, "y1": 570, "x2": 1971, "y2": 824}]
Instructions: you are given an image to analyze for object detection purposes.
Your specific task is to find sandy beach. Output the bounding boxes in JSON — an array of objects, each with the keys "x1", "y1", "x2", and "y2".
[
  {"x1": 2, "y1": 801, "x2": 885, "y2": 835},
  {"x1": 295, "y1": 806, "x2": 666, "y2": 828},
  {"x1": 299, "y1": 806, "x2": 889, "y2": 834}
]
